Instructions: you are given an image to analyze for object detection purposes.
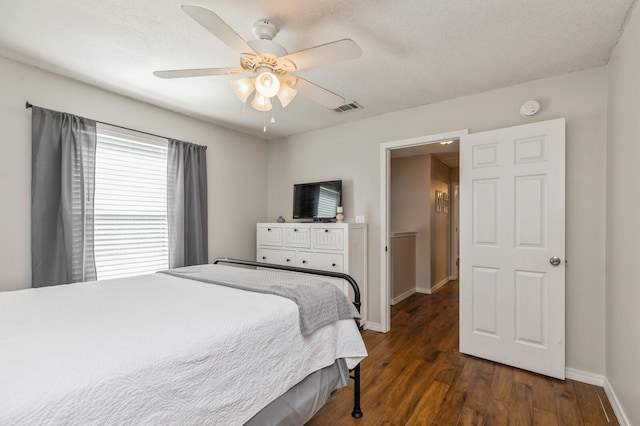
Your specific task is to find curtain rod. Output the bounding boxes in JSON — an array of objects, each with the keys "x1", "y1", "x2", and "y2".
[{"x1": 25, "y1": 101, "x2": 184, "y2": 143}]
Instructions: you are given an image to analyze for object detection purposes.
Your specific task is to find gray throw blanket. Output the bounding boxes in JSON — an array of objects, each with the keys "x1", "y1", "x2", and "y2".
[{"x1": 159, "y1": 264, "x2": 360, "y2": 336}]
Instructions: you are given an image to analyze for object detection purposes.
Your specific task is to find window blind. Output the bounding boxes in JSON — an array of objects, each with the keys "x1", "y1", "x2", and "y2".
[{"x1": 94, "y1": 124, "x2": 169, "y2": 280}]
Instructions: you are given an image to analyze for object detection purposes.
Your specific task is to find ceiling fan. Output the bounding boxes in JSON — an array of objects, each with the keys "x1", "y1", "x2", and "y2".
[{"x1": 154, "y1": 5, "x2": 362, "y2": 112}]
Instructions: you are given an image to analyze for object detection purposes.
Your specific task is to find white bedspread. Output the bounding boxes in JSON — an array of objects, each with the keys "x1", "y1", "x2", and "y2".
[{"x1": 0, "y1": 267, "x2": 367, "y2": 425}]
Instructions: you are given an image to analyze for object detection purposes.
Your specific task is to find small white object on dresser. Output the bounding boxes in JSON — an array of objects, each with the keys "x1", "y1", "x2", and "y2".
[{"x1": 256, "y1": 222, "x2": 368, "y2": 324}]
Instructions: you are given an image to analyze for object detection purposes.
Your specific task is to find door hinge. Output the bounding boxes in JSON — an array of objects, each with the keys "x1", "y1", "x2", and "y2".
[{"x1": 385, "y1": 246, "x2": 388, "y2": 252}]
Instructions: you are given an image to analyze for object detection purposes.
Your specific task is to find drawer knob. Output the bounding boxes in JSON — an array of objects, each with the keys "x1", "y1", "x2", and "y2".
[
  {"x1": 286, "y1": 259, "x2": 291, "y2": 262},
  {"x1": 267, "y1": 228, "x2": 271, "y2": 231},
  {"x1": 332, "y1": 263, "x2": 337, "y2": 267},
  {"x1": 324, "y1": 229, "x2": 329, "y2": 233},
  {"x1": 262, "y1": 256, "x2": 266, "y2": 260},
  {"x1": 294, "y1": 228, "x2": 298, "y2": 232},
  {"x1": 302, "y1": 260, "x2": 307, "y2": 264}
]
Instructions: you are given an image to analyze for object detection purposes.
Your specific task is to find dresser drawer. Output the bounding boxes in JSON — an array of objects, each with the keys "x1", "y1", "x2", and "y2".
[
  {"x1": 312, "y1": 228, "x2": 344, "y2": 250},
  {"x1": 283, "y1": 226, "x2": 311, "y2": 248},
  {"x1": 257, "y1": 225, "x2": 283, "y2": 247},
  {"x1": 297, "y1": 251, "x2": 344, "y2": 272},
  {"x1": 258, "y1": 248, "x2": 296, "y2": 266}
]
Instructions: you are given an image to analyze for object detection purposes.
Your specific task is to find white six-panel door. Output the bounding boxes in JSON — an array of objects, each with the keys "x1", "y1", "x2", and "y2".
[{"x1": 459, "y1": 118, "x2": 566, "y2": 379}]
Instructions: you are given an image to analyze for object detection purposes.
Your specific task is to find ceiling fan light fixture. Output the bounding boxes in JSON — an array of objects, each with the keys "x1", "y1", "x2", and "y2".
[
  {"x1": 158, "y1": 6, "x2": 363, "y2": 115},
  {"x1": 276, "y1": 83, "x2": 298, "y2": 108},
  {"x1": 230, "y1": 78, "x2": 255, "y2": 103},
  {"x1": 251, "y1": 93, "x2": 273, "y2": 112},
  {"x1": 254, "y1": 71, "x2": 280, "y2": 98}
]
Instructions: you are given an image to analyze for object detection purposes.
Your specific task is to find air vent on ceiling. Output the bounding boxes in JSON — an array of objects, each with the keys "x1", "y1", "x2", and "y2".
[{"x1": 333, "y1": 101, "x2": 363, "y2": 113}]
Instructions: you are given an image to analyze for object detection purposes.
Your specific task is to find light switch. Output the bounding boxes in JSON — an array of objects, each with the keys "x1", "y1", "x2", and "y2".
[{"x1": 355, "y1": 215, "x2": 365, "y2": 223}]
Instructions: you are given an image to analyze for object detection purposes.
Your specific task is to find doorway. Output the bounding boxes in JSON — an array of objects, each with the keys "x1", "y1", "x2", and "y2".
[
  {"x1": 379, "y1": 119, "x2": 566, "y2": 379},
  {"x1": 389, "y1": 145, "x2": 459, "y2": 302},
  {"x1": 379, "y1": 129, "x2": 468, "y2": 333}
]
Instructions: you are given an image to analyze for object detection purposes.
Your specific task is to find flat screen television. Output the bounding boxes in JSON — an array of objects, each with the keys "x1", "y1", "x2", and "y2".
[{"x1": 293, "y1": 180, "x2": 342, "y2": 221}]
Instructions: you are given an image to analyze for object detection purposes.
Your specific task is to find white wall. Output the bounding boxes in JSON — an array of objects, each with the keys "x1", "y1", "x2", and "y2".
[
  {"x1": 430, "y1": 156, "x2": 450, "y2": 288},
  {"x1": 267, "y1": 67, "x2": 608, "y2": 375},
  {"x1": 606, "y1": 3, "x2": 640, "y2": 424},
  {"x1": 390, "y1": 155, "x2": 431, "y2": 291},
  {"x1": 0, "y1": 57, "x2": 268, "y2": 291}
]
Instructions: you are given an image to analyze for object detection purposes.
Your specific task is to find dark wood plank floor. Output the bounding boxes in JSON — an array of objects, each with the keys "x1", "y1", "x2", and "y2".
[{"x1": 308, "y1": 280, "x2": 618, "y2": 425}]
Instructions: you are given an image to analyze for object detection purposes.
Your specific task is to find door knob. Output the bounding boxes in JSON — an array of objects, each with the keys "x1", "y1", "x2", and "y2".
[{"x1": 549, "y1": 257, "x2": 561, "y2": 266}]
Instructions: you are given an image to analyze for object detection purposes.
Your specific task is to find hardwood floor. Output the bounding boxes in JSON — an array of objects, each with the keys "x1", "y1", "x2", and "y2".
[{"x1": 308, "y1": 280, "x2": 618, "y2": 425}]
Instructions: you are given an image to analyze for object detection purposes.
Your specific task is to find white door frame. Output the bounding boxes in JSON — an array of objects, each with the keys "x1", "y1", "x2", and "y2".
[{"x1": 378, "y1": 129, "x2": 469, "y2": 333}]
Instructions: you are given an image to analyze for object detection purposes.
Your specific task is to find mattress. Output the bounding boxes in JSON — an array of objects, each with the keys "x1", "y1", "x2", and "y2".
[{"x1": 0, "y1": 266, "x2": 367, "y2": 425}]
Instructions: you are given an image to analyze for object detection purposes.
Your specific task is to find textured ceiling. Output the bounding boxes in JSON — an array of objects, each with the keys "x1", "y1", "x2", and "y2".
[{"x1": 0, "y1": 0, "x2": 636, "y2": 140}]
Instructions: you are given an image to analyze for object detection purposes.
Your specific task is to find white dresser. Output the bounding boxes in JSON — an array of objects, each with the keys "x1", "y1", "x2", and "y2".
[{"x1": 256, "y1": 222, "x2": 368, "y2": 323}]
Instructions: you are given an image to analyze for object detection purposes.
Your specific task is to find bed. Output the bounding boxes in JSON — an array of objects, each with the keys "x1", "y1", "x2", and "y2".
[{"x1": 0, "y1": 258, "x2": 367, "y2": 425}]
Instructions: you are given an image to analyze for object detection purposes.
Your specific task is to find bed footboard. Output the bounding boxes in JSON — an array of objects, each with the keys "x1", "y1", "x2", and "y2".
[{"x1": 211, "y1": 257, "x2": 364, "y2": 419}]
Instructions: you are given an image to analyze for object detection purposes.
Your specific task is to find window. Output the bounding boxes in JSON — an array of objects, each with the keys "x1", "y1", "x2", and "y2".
[{"x1": 94, "y1": 124, "x2": 169, "y2": 280}]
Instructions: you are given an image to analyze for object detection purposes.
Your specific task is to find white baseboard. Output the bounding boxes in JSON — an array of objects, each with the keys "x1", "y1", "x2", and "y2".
[
  {"x1": 603, "y1": 377, "x2": 630, "y2": 426},
  {"x1": 391, "y1": 288, "x2": 416, "y2": 305},
  {"x1": 364, "y1": 322, "x2": 383, "y2": 332},
  {"x1": 565, "y1": 368, "x2": 605, "y2": 386},
  {"x1": 415, "y1": 279, "x2": 450, "y2": 296},
  {"x1": 431, "y1": 277, "x2": 450, "y2": 294},
  {"x1": 565, "y1": 368, "x2": 629, "y2": 425}
]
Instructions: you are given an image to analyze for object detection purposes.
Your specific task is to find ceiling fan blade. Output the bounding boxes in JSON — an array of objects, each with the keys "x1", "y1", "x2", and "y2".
[
  {"x1": 154, "y1": 67, "x2": 245, "y2": 79},
  {"x1": 290, "y1": 77, "x2": 345, "y2": 109},
  {"x1": 182, "y1": 5, "x2": 258, "y2": 57},
  {"x1": 277, "y1": 39, "x2": 362, "y2": 71}
]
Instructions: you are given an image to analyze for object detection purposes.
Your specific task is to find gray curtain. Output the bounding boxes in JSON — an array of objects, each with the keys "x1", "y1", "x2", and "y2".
[
  {"x1": 31, "y1": 107, "x2": 97, "y2": 287},
  {"x1": 167, "y1": 139, "x2": 208, "y2": 268}
]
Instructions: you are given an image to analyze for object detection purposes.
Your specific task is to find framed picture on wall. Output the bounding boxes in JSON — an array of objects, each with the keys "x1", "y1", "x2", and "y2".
[
  {"x1": 436, "y1": 190, "x2": 443, "y2": 213},
  {"x1": 444, "y1": 192, "x2": 450, "y2": 214}
]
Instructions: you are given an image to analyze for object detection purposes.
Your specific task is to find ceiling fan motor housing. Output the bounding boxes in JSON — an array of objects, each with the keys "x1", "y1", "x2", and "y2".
[
  {"x1": 247, "y1": 39, "x2": 288, "y2": 58},
  {"x1": 252, "y1": 19, "x2": 277, "y2": 40},
  {"x1": 248, "y1": 19, "x2": 289, "y2": 64}
]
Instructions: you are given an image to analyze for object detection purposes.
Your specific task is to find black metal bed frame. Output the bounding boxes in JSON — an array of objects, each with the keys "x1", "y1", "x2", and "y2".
[{"x1": 211, "y1": 257, "x2": 363, "y2": 419}]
